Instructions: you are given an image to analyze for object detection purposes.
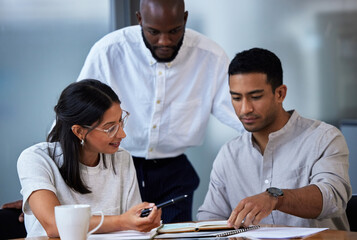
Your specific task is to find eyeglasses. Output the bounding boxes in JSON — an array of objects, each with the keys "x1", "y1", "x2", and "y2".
[{"x1": 83, "y1": 110, "x2": 129, "y2": 138}]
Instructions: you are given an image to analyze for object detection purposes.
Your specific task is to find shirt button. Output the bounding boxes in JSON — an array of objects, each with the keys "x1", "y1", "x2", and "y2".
[
  {"x1": 167, "y1": 63, "x2": 172, "y2": 67},
  {"x1": 149, "y1": 148, "x2": 153, "y2": 152},
  {"x1": 158, "y1": 71, "x2": 162, "y2": 76},
  {"x1": 156, "y1": 100, "x2": 161, "y2": 104},
  {"x1": 264, "y1": 179, "x2": 269, "y2": 184},
  {"x1": 153, "y1": 125, "x2": 157, "y2": 129}
]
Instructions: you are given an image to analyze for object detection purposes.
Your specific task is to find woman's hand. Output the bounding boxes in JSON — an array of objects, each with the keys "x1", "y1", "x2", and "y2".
[{"x1": 118, "y1": 202, "x2": 162, "y2": 232}]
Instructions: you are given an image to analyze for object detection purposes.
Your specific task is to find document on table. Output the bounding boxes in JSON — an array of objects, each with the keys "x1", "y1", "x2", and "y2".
[
  {"x1": 230, "y1": 227, "x2": 328, "y2": 239},
  {"x1": 88, "y1": 222, "x2": 164, "y2": 239},
  {"x1": 89, "y1": 229, "x2": 156, "y2": 240}
]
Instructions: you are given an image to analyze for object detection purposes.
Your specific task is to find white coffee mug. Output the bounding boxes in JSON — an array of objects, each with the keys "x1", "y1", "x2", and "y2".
[{"x1": 55, "y1": 204, "x2": 104, "y2": 240}]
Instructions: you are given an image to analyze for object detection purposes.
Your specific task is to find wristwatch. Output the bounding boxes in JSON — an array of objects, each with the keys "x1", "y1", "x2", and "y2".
[{"x1": 266, "y1": 187, "x2": 284, "y2": 198}]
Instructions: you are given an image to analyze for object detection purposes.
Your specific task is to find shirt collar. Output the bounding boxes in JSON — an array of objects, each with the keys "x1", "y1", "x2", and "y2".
[
  {"x1": 144, "y1": 49, "x2": 180, "y2": 68},
  {"x1": 248, "y1": 110, "x2": 298, "y2": 148},
  {"x1": 140, "y1": 29, "x2": 188, "y2": 68},
  {"x1": 269, "y1": 110, "x2": 297, "y2": 139},
  {"x1": 143, "y1": 49, "x2": 175, "y2": 68}
]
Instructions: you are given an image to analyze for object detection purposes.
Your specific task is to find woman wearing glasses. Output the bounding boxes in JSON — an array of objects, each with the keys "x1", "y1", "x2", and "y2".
[{"x1": 17, "y1": 79, "x2": 161, "y2": 238}]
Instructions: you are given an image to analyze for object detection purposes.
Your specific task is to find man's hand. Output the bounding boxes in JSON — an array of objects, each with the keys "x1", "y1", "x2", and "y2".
[
  {"x1": 2, "y1": 200, "x2": 24, "y2": 222},
  {"x1": 227, "y1": 192, "x2": 277, "y2": 228},
  {"x1": 228, "y1": 185, "x2": 323, "y2": 228}
]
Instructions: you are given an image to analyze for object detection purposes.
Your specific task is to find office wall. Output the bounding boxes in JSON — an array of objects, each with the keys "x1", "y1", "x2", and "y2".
[
  {"x1": 0, "y1": 0, "x2": 111, "y2": 204},
  {"x1": 1, "y1": 0, "x2": 357, "y2": 222}
]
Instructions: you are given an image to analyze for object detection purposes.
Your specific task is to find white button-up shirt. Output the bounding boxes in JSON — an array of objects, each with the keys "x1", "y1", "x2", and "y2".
[{"x1": 78, "y1": 25, "x2": 243, "y2": 159}]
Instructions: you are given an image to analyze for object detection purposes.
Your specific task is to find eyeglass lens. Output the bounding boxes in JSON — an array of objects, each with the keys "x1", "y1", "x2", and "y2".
[
  {"x1": 107, "y1": 124, "x2": 120, "y2": 138},
  {"x1": 107, "y1": 111, "x2": 129, "y2": 137}
]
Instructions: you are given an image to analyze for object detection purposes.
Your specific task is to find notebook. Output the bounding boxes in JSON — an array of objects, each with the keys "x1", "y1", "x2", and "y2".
[{"x1": 155, "y1": 225, "x2": 260, "y2": 238}]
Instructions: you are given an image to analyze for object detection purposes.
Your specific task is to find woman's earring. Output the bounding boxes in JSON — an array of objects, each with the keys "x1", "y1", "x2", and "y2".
[{"x1": 81, "y1": 139, "x2": 84, "y2": 146}]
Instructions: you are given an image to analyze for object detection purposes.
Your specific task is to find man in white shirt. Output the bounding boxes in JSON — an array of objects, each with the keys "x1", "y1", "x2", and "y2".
[
  {"x1": 197, "y1": 48, "x2": 351, "y2": 230},
  {"x1": 77, "y1": 0, "x2": 243, "y2": 223}
]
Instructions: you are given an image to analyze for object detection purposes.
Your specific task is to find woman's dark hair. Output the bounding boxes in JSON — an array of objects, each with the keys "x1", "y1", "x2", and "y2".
[
  {"x1": 47, "y1": 79, "x2": 121, "y2": 194},
  {"x1": 228, "y1": 48, "x2": 283, "y2": 93}
]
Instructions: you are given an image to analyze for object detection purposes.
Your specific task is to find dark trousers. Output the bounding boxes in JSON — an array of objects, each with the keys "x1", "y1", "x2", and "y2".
[
  {"x1": 0, "y1": 208, "x2": 26, "y2": 239},
  {"x1": 133, "y1": 154, "x2": 200, "y2": 223}
]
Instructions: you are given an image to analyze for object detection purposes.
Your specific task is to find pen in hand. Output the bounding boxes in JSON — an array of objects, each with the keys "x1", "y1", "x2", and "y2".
[{"x1": 140, "y1": 195, "x2": 188, "y2": 217}]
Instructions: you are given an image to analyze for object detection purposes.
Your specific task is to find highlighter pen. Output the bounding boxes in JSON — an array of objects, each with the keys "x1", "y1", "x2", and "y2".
[{"x1": 140, "y1": 194, "x2": 188, "y2": 217}]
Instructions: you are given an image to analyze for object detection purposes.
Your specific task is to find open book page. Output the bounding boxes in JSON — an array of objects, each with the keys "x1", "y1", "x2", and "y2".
[
  {"x1": 195, "y1": 220, "x2": 232, "y2": 230},
  {"x1": 158, "y1": 220, "x2": 232, "y2": 233},
  {"x1": 158, "y1": 222, "x2": 197, "y2": 233},
  {"x1": 230, "y1": 227, "x2": 328, "y2": 239}
]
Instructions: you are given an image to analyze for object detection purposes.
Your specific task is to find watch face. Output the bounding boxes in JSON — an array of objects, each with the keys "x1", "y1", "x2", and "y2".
[{"x1": 267, "y1": 187, "x2": 284, "y2": 197}]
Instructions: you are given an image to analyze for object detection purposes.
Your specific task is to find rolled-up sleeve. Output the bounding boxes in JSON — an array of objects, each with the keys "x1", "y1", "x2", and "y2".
[{"x1": 311, "y1": 128, "x2": 351, "y2": 219}]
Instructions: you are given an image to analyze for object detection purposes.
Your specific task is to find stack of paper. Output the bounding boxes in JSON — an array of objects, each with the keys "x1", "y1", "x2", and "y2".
[
  {"x1": 89, "y1": 229, "x2": 156, "y2": 240},
  {"x1": 227, "y1": 227, "x2": 328, "y2": 239}
]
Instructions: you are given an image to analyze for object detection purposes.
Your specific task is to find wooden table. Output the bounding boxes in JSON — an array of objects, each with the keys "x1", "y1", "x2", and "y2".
[
  {"x1": 303, "y1": 229, "x2": 357, "y2": 239},
  {"x1": 14, "y1": 229, "x2": 357, "y2": 240}
]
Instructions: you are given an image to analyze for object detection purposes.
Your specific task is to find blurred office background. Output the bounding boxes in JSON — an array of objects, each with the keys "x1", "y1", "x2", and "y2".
[{"x1": 1, "y1": 0, "x2": 357, "y2": 220}]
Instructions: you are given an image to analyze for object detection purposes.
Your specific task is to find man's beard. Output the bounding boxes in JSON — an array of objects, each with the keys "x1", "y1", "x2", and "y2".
[{"x1": 141, "y1": 29, "x2": 184, "y2": 63}]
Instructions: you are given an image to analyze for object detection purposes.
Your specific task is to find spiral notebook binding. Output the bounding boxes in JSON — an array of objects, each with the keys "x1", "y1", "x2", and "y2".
[{"x1": 215, "y1": 225, "x2": 260, "y2": 237}]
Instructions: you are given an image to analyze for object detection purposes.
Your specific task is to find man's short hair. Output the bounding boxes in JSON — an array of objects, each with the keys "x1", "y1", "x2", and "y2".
[{"x1": 228, "y1": 48, "x2": 283, "y2": 92}]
